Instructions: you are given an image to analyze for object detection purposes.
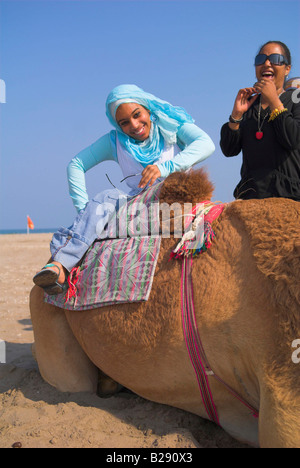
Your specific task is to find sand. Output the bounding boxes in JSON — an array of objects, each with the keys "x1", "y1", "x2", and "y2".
[{"x1": 0, "y1": 233, "x2": 250, "y2": 449}]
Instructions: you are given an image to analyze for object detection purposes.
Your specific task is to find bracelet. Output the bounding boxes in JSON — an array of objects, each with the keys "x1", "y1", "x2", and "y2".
[
  {"x1": 229, "y1": 114, "x2": 243, "y2": 124},
  {"x1": 269, "y1": 108, "x2": 288, "y2": 122}
]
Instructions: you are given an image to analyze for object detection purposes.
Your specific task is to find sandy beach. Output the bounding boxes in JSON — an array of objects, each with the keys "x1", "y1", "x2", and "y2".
[{"x1": 0, "y1": 233, "x2": 250, "y2": 449}]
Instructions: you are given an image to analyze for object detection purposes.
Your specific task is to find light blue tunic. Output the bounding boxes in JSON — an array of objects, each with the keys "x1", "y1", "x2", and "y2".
[{"x1": 67, "y1": 123, "x2": 215, "y2": 212}]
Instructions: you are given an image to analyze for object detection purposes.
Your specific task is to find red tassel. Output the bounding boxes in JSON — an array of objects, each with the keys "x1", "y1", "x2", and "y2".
[{"x1": 65, "y1": 266, "x2": 80, "y2": 303}]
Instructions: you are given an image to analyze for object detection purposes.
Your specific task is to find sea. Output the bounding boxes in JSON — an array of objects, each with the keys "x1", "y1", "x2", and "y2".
[{"x1": 0, "y1": 228, "x2": 56, "y2": 235}]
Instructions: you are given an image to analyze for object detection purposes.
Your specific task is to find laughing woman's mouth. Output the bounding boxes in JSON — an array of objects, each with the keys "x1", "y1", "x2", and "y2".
[
  {"x1": 261, "y1": 71, "x2": 274, "y2": 79},
  {"x1": 132, "y1": 125, "x2": 146, "y2": 137}
]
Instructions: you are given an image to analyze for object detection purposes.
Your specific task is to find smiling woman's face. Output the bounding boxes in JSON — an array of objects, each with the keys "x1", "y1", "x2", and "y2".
[
  {"x1": 115, "y1": 103, "x2": 151, "y2": 141},
  {"x1": 255, "y1": 42, "x2": 291, "y2": 92}
]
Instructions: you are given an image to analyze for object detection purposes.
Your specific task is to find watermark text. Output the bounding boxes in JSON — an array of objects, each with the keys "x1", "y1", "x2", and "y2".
[
  {"x1": 0, "y1": 79, "x2": 6, "y2": 103},
  {"x1": 292, "y1": 339, "x2": 300, "y2": 364},
  {"x1": 0, "y1": 339, "x2": 6, "y2": 364},
  {"x1": 95, "y1": 198, "x2": 205, "y2": 250},
  {"x1": 292, "y1": 88, "x2": 300, "y2": 104}
]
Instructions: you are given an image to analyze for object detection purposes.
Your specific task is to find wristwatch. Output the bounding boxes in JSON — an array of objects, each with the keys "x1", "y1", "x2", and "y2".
[{"x1": 229, "y1": 114, "x2": 243, "y2": 123}]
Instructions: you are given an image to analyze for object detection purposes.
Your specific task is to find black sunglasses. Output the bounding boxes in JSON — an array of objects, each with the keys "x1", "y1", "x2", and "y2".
[{"x1": 254, "y1": 53, "x2": 289, "y2": 66}]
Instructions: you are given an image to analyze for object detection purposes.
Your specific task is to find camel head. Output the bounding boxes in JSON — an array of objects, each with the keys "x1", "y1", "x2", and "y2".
[{"x1": 158, "y1": 168, "x2": 215, "y2": 236}]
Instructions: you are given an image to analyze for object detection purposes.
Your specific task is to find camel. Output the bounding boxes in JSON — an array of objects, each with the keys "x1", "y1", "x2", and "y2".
[{"x1": 30, "y1": 169, "x2": 300, "y2": 448}]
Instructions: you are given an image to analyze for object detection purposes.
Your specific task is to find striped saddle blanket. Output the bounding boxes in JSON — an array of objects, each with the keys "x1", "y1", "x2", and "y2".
[
  {"x1": 45, "y1": 183, "x2": 225, "y2": 311},
  {"x1": 45, "y1": 183, "x2": 163, "y2": 311}
]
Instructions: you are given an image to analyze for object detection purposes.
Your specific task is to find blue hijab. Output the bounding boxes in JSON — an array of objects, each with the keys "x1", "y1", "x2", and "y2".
[{"x1": 105, "y1": 84, "x2": 194, "y2": 165}]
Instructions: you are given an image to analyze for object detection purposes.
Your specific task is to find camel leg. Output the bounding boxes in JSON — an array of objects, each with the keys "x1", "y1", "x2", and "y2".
[
  {"x1": 29, "y1": 286, "x2": 99, "y2": 393},
  {"x1": 259, "y1": 385, "x2": 300, "y2": 448},
  {"x1": 97, "y1": 369, "x2": 124, "y2": 397}
]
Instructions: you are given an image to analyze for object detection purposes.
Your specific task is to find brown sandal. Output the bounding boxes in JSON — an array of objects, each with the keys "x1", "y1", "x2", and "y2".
[{"x1": 33, "y1": 263, "x2": 68, "y2": 295}]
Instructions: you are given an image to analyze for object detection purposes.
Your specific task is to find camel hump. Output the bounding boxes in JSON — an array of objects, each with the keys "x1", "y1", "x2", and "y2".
[
  {"x1": 226, "y1": 197, "x2": 300, "y2": 287},
  {"x1": 159, "y1": 168, "x2": 215, "y2": 205}
]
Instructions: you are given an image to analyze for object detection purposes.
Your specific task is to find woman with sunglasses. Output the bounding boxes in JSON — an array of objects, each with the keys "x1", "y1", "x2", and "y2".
[
  {"x1": 220, "y1": 41, "x2": 300, "y2": 201},
  {"x1": 33, "y1": 84, "x2": 215, "y2": 294}
]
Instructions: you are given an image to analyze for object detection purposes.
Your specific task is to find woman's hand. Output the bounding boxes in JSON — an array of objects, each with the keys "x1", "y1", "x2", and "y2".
[
  {"x1": 253, "y1": 79, "x2": 284, "y2": 111},
  {"x1": 138, "y1": 165, "x2": 161, "y2": 188},
  {"x1": 231, "y1": 87, "x2": 258, "y2": 119}
]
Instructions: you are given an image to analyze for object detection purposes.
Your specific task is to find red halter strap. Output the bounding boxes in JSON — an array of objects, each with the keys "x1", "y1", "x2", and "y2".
[{"x1": 181, "y1": 256, "x2": 259, "y2": 424}]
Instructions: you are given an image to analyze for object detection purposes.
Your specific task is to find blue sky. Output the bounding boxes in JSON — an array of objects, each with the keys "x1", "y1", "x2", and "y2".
[{"x1": 0, "y1": 0, "x2": 299, "y2": 229}]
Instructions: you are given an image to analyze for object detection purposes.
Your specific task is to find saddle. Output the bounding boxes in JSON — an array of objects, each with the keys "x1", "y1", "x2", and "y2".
[
  {"x1": 45, "y1": 182, "x2": 225, "y2": 311},
  {"x1": 45, "y1": 183, "x2": 163, "y2": 311}
]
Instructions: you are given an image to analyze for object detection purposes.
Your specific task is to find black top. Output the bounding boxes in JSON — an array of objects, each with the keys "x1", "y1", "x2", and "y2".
[{"x1": 220, "y1": 89, "x2": 300, "y2": 200}]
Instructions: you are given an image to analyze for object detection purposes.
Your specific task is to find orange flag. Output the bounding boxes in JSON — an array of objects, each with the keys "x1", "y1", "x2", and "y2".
[{"x1": 27, "y1": 215, "x2": 34, "y2": 230}]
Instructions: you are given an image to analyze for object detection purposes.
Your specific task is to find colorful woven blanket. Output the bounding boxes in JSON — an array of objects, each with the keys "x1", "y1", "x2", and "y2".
[
  {"x1": 45, "y1": 183, "x2": 225, "y2": 311},
  {"x1": 45, "y1": 183, "x2": 163, "y2": 311}
]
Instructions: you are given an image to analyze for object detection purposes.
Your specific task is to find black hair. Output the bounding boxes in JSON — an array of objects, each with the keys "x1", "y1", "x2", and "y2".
[{"x1": 258, "y1": 41, "x2": 292, "y2": 65}]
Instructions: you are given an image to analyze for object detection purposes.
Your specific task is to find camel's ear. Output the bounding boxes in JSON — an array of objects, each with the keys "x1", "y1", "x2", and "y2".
[{"x1": 159, "y1": 168, "x2": 215, "y2": 205}]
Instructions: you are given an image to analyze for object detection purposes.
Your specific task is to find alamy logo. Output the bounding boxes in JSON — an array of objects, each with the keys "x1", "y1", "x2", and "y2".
[
  {"x1": 288, "y1": 78, "x2": 300, "y2": 104},
  {"x1": 0, "y1": 339, "x2": 6, "y2": 364},
  {"x1": 0, "y1": 79, "x2": 6, "y2": 103},
  {"x1": 292, "y1": 88, "x2": 300, "y2": 104},
  {"x1": 292, "y1": 339, "x2": 300, "y2": 364},
  {"x1": 95, "y1": 198, "x2": 205, "y2": 250}
]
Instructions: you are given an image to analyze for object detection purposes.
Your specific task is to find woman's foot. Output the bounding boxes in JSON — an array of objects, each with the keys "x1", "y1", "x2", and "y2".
[{"x1": 33, "y1": 262, "x2": 68, "y2": 295}]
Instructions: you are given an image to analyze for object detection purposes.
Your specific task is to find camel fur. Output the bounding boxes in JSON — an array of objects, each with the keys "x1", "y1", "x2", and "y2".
[{"x1": 30, "y1": 169, "x2": 300, "y2": 448}]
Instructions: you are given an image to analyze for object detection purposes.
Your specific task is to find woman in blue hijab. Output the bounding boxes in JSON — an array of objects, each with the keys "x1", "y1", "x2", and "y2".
[{"x1": 33, "y1": 84, "x2": 215, "y2": 294}]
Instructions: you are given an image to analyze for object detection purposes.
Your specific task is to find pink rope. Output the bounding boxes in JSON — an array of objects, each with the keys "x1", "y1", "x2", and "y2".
[
  {"x1": 181, "y1": 257, "x2": 220, "y2": 425},
  {"x1": 181, "y1": 256, "x2": 259, "y2": 424}
]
